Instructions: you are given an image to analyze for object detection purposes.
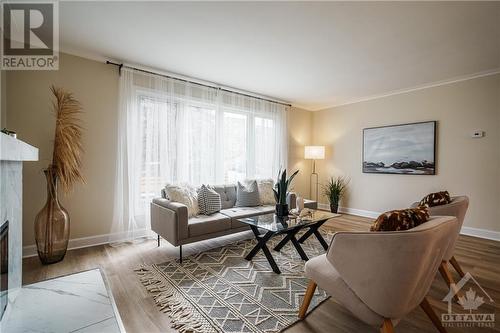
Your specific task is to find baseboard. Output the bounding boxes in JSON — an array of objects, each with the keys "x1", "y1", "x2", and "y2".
[
  {"x1": 318, "y1": 203, "x2": 380, "y2": 218},
  {"x1": 22, "y1": 229, "x2": 151, "y2": 258},
  {"x1": 317, "y1": 203, "x2": 500, "y2": 242},
  {"x1": 459, "y1": 226, "x2": 500, "y2": 242}
]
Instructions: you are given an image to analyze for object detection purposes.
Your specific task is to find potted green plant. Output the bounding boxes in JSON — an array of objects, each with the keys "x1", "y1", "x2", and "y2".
[
  {"x1": 323, "y1": 176, "x2": 349, "y2": 213},
  {"x1": 273, "y1": 169, "x2": 299, "y2": 217}
]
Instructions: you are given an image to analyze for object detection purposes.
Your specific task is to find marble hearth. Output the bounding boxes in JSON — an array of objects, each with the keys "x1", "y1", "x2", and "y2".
[{"x1": 0, "y1": 132, "x2": 38, "y2": 326}]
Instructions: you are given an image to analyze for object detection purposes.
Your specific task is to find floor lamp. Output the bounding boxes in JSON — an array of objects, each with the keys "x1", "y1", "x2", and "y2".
[{"x1": 304, "y1": 146, "x2": 325, "y2": 201}]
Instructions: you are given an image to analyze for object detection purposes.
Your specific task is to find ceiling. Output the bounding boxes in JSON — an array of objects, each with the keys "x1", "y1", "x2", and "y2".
[{"x1": 59, "y1": 1, "x2": 500, "y2": 111}]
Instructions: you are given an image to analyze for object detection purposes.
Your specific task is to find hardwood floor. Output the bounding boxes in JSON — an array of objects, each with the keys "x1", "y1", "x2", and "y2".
[{"x1": 23, "y1": 214, "x2": 500, "y2": 333}]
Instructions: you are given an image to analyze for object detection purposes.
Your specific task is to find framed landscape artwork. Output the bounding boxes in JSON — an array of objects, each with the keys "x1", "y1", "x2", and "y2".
[{"x1": 363, "y1": 121, "x2": 436, "y2": 175}]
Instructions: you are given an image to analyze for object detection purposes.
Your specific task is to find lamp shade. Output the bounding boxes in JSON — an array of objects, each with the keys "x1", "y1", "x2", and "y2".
[{"x1": 304, "y1": 146, "x2": 325, "y2": 160}]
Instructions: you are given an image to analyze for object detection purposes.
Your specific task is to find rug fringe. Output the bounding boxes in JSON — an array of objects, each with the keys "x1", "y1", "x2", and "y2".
[{"x1": 136, "y1": 266, "x2": 218, "y2": 333}]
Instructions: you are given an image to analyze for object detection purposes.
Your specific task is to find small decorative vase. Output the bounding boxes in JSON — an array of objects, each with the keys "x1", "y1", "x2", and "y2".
[
  {"x1": 330, "y1": 202, "x2": 339, "y2": 214},
  {"x1": 296, "y1": 196, "x2": 305, "y2": 212},
  {"x1": 34, "y1": 168, "x2": 70, "y2": 264},
  {"x1": 275, "y1": 203, "x2": 289, "y2": 217}
]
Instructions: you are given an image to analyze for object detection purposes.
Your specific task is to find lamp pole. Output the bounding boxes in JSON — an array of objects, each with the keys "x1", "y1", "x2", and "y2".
[{"x1": 310, "y1": 159, "x2": 319, "y2": 201}]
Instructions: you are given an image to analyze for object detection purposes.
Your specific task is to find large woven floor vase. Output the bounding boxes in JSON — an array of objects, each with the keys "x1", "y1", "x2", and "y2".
[{"x1": 34, "y1": 168, "x2": 70, "y2": 264}]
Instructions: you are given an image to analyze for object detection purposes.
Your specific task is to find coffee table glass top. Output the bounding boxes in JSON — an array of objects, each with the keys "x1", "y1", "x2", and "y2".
[{"x1": 237, "y1": 210, "x2": 340, "y2": 233}]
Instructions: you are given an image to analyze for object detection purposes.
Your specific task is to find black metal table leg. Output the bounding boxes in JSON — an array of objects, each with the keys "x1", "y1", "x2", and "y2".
[
  {"x1": 290, "y1": 234, "x2": 309, "y2": 261},
  {"x1": 260, "y1": 242, "x2": 281, "y2": 274},
  {"x1": 314, "y1": 229, "x2": 329, "y2": 250},
  {"x1": 245, "y1": 226, "x2": 281, "y2": 274},
  {"x1": 297, "y1": 228, "x2": 315, "y2": 243},
  {"x1": 273, "y1": 232, "x2": 294, "y2": 251},
  {"x1": 297, "y1": 220, "x2": 329, "y2": 250}
]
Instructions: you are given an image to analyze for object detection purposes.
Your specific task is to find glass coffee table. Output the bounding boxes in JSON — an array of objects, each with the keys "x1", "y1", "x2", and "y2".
[{"x1": 237, "y1": 210, "x2": 340, "y2": 274}]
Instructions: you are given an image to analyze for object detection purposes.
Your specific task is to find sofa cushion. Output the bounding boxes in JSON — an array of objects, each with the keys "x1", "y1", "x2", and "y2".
[
  {"x1": 370, "y1": 207, "x2": 429, "y2": 232},
  {"x1": 188, "y1": 213, "x2": 231, "y2": 238},
  {"x1": 212, "y1": 185, "x2": 237, "y2": 209},
  {"x1": 235, "y1": 180, "x2": 261, "y2": 207},
  {"x1": 198, "y1": 185, "x2": 222, "y2": 215},
  {"x1": 251, "y1": 205, "x2": 275, "y2": 215},
  {"x1": 220, "y1": 207, "x2": 263, "y2": 229}
]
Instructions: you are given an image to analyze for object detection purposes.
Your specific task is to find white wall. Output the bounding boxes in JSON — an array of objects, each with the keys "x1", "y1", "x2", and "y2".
[
  {"x1": 312, "y1": 74, "x2": 500, "y2": 233},
  {"x1": 288, "y1": 107, "x2": 313, "y2": 198}
]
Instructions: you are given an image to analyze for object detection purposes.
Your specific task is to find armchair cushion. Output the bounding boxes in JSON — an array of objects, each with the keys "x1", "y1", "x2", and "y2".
[
  {"x1": 305, "y1": 254, "x2": 384, "y2": 326},
  {"x1": 370, "y1": 207, "x2": 429, "y2": 231},
  {"x1": 419, "y1": 190, "x2": 451, "y2": 207}
]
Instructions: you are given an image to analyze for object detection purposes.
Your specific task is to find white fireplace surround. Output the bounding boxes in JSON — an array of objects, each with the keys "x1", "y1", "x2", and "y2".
[{"x1": 0, "y1": 133, "x2": 38, "y2": 326}]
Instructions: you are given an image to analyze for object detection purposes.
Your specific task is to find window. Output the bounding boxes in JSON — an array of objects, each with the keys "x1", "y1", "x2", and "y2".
[
  {"x1": 115, "y1": 69, "x2": 287, "y2": 231},
  {"x1": 223, "y1": 112, "x2": 247, "y2": 183}
]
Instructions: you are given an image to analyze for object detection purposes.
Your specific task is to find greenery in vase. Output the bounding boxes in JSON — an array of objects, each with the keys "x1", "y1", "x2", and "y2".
[
  {"x1": 323, "y1": 176, "x2": 350, "y2": 207},
  {"x1": 273, "y1": 169, "x2": 299, "y2": 205}
]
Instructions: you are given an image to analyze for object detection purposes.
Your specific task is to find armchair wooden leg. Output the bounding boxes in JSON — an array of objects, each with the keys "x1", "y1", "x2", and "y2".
[
  {"x1": 438, "y1": 261, "x2": 460, "y2": 301},
  {"x1": 380, "y1": 319, "x2": 394, "y2": 333},
  {"x1": 298, "y1": 280, "x2": 317, "y2": 319},
  {"x1": 420, "y1": 297, "x2": 447, "y2": 333},
  {"x1": 449, "y1": 256, "x2": 465, "y2": 278}
]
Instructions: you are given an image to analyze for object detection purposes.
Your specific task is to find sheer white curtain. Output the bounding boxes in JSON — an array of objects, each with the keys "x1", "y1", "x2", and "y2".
[{"x1": 111, "y1": 68, "x2": 288, "y2": 242}]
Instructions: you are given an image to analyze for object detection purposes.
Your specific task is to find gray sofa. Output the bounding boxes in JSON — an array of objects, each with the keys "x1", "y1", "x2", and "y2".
[{"x1": 150, "y1": 184, "x2": 317, "y2": 262}]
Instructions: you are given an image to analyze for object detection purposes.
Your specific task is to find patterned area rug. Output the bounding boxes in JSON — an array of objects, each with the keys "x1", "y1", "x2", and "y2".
[{"x1": 136, "y1": 232, "x2": 332, "y2": 333}]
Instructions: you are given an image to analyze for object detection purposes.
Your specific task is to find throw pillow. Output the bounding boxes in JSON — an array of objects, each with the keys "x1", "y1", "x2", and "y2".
[
  {"x1": 257, "y1": 179, "x2": 275, "y2": 205},
  {"x1": 164, "y1": 184, "x2": 200, "y2": 217},
  {"x1": 419, "y1": 191, "x2": 452, "y2": 207},
  {"x1": 370, "y1": 207, "x2": 429, "y2": 232},
  {"x1": 235, "y1": 180, "x2": 260, "y2": 207},
  {"x1": 198, "y1": 185, "x2": 222, "y2": 215}
]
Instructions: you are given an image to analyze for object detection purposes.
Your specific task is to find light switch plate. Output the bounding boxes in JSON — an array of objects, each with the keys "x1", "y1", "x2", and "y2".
[{"x1": 471, "y1": 130, "x2": 485, "y2": 138}]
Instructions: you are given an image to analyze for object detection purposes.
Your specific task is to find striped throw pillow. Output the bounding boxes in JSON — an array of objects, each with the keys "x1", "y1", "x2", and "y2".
[
  {"x1": 235, "y1": 180, "x2": 260, "y2": 207},
  {"x1": 198, "y1": 185, "x2": 222, "y2": 215}
]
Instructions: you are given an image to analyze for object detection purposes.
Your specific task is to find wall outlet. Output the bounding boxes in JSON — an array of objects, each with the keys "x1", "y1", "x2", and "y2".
[{"x1": 471, "y1": 130, "x2": 485, "y2": 138}]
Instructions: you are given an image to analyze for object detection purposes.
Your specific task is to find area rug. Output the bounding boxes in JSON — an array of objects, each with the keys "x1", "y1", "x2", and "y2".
[{"x1": 136, "y1": 232, "x2": 332, "y2": 333}]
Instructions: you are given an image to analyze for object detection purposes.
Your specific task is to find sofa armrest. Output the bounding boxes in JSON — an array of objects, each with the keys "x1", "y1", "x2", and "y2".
[
  {"x1": 150, "y1": 198, "x2": 189, "y2": 245},
  {"x1": 287, "y1": 192, "x2": 297, "y2": 209}
]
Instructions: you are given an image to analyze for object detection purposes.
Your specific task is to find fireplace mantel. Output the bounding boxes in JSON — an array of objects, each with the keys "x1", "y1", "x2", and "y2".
[{"x1": 0, "y1": 133, "x2": 38, "y2": 162}]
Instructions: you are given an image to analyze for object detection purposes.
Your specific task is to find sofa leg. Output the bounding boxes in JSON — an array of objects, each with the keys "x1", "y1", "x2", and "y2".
[
  {"x1": 179, "y1": 245, "x2": 182, "y2": 264},
  {"x1": 157, "y1": 234, "x2": 160, "y2": 247}
]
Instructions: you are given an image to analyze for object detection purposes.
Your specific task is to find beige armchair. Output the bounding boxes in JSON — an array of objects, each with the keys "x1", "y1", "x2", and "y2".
[
  {"x1": 299, "y1": 216, "x2": 457, "y2": 333},
  {"x1": 411, "y1": 196, "x2": 469, "y2": 290}
]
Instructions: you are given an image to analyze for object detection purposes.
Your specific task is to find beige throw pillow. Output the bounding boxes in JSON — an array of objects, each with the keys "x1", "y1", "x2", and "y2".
[
  {"x1": 164, "y1": 184, "x2": 200, "y2": 217},
  {"x1": 257, "y1": 179, "x2": 275, "y2": 205}
]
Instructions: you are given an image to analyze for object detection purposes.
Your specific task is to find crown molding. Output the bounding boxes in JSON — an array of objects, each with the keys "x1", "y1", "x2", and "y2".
[{"x1": 310, "y1": 68, "x2": 500, "y2": 112}]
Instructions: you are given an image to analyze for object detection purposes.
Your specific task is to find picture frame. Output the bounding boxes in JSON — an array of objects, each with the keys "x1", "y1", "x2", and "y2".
[{"x1": 362, "y1": 121, "x2": 437, "y2": 175}]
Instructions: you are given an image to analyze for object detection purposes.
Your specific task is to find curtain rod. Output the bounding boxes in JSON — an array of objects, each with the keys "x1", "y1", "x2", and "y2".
[{"x1": 105, "y1": 61, "x2": 292, "y2": 107}]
